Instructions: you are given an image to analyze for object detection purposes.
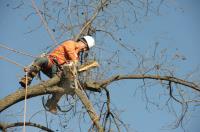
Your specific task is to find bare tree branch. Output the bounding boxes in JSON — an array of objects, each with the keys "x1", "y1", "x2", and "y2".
[
  {"x1": 75, "y1": 0, "x2": 111, "y2": 40},
  {"x1": 1, "y1": 73, "x2": 199, "y2": 113},
  {"x1": 0, "y1": 61, "x2": 99, "y2": 112},
  {"x1": 0, "y1": 122, "x2": 54, "y2": 132},
  {"x1": 97, "y1": 74, "x2": 200, "y2": 92},
  {"x1": 75, "y1": 88, "x2": 103, "y2": 132},
  {"x1": 0, "y1": 43, "x2": 36, "y2": 58},
  {"x1": 31, "y1": 0, "x2": 58, "y2": 46},
  {"x1": 2, "y1": 1, "x2": 200, "y2": 131},
  {"x1": 0, "y1": 76, "x2": 61, "y2": 112}
]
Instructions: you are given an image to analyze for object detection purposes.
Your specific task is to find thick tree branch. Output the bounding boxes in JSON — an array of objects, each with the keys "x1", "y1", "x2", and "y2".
[
  {"x1": 0, "y1": 76, "x2": 61, "y2": 112},
  {"x1": 75, "y1": 88, "x2": 103, "y2": 132},
  {"x1": 0, "y1": 61, "x2": 99, "y2": 112},
  {"x1": 1, "y1": 74, "x2": 199, "y2": 113},
  {"x1": 65, "y1": 64, "x2": 103, "y2": 131},
  {"x1": 0, "y1": 122, "x2": 53, "y2": 132}
]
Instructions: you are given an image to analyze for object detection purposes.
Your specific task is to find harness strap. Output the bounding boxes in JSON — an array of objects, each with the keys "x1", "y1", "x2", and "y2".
[
  {"x1": 46, "y1": 55, "x2": 64, "y2": 71},
  {"x1": 45, "y1": 56, "x2": 54, "y2": 70},
  {"x1": 49, "y1": 55, "x2": 65, "y2": 64}
]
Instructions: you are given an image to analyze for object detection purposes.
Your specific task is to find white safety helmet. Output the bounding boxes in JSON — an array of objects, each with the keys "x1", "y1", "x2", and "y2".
[{"x1": 83, "y1": 35, "x2": 95, "y2": 49}]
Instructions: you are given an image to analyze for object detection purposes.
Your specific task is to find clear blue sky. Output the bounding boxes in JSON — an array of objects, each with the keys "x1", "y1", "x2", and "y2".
[{"x1": 0, "y1": 0, "x2": 199, "y2": 132}]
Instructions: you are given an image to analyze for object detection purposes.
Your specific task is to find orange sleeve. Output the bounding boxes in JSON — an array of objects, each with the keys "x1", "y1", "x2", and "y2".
[{"x1": 63, "y1": 41, "x2": 78, "y2": 61}]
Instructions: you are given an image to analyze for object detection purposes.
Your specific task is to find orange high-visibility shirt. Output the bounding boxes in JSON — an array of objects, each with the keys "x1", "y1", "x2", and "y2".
[{"x1": 48, "y1": 40, "x2": 81, "y2": 65}]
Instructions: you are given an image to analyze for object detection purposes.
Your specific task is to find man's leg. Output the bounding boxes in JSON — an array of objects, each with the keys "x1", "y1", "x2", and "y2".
[
  {"x1": 45, "y1": 64, "x2": 76, "y2": 113},
  {"x1": 45, "y1": 93, "x2": 63, "y2": 113},
  {"x1": 19, "y1": 57, "x2": 49, "y2": 87},
  {"x1": 44, "y1": 64, "x2": 63, "y2": 113},
  {"x1": 45, "y1": 64, "x2": 65, "y2": 113}
]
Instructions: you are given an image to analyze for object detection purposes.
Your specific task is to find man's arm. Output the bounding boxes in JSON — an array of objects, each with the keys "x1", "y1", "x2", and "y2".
[{"x1": 63, "y1": 41, "x2": 79, "y2": 64}]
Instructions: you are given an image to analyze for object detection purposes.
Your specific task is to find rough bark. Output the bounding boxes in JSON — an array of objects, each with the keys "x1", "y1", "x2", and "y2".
[
  {"x1": 0, "y1": 76, "x2": 61, "y2": 112},
  {"x1": 0, "y1": 61, "x2": 99, "y2": 112},
  {"x1": 62, "y1": 64, "x2": 103, "y2": 131},
  {"x1": 1, "y1": 73, "x2": 199, "y2": 113},
  {"x1": 75, "y1": 88, "x2": 103, "y2": 132}
]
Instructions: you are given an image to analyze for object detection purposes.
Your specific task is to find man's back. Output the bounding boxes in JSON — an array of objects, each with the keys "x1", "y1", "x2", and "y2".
[{"x1": 49, "y1": 40, "x2": 78, "y2": 65}]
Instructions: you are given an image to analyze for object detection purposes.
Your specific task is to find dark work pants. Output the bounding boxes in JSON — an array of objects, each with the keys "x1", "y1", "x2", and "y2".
[{"x1": 29, "y1": 56, "x2": 58, "y2": 78}]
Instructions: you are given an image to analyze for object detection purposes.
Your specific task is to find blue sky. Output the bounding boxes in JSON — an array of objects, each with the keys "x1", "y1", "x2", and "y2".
[{"x1": 0, "y1": 0, "x2": 200, "y2": 132}]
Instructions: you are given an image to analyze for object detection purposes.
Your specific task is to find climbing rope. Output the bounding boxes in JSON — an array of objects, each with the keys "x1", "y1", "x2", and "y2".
[
  {"x1": 0, "y1": 55, "x2": 29, "y2": 131},
  {"x1": 0, "y1": 55, "x2": 29, "y2": 132},
  {"x1": 23, "y1": 71, "x2": 28, "y2": 132},
  {"x1": 0, "y1": 53, "x2": 29, "y2": 132}
]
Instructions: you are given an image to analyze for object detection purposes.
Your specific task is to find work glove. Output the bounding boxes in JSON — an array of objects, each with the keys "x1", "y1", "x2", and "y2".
[
  {"x1": 72, "y1": 60, "x2": 79, "y2": 66},
  {"x1": 66, "y1": 60, "x2": 78, "y2": 66},
  {"x1": 68, "y1": 60, "x2": 79, "y2": 69}
]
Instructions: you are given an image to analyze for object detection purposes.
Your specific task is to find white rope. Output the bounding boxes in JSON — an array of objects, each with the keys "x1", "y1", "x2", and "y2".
[{"x1": 23, "y1": 71, "x2": 28, "y2": 132}]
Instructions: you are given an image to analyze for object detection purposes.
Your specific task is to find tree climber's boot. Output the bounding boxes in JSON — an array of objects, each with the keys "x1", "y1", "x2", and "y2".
[
  {"x1": 47, "y1": 104, "x2": 57, "y2": 114},
  {"x1": 19, "y1": 76, "x2": 33, "y2": 88},
  {"x1": 19, "y1": 64, "x2": 41, "y2": 88},
  {"x1": 45, "y1": 98, "x2": 57, "y2": 114}
]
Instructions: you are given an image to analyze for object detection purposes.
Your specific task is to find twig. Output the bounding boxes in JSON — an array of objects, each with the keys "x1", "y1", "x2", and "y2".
[
  {"x1": 0, "y1": 55, "x2": 25, "y2": 68},
  {"x1": 0, "y1": 43, "x2": 36, "y2": 58},
  {"x1": 31, "y1": 0, "x2": 58, "y2": 46},
  {"x1": 168, "y1": 81, "x2": 182, "y2": 104}
]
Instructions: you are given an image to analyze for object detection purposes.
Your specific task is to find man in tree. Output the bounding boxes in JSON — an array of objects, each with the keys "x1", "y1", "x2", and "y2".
[
  {"x1": 19, "y1": 35, "x2": 95, "y2": 87},
  {"x1": 19, "y1": 36, "x2": 95, "y2": 113}
]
